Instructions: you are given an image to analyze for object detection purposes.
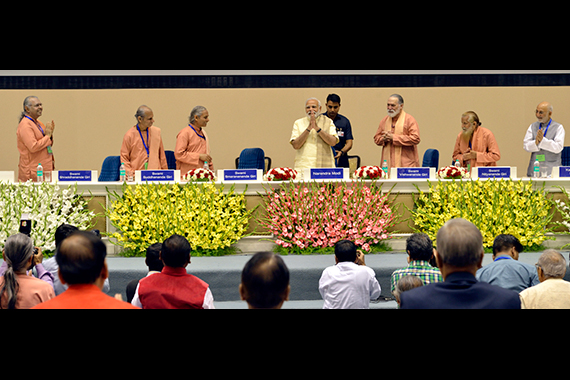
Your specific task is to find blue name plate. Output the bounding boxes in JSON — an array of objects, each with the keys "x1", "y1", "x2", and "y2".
[
  {"x1": 478, "y1": 167, "x2": 511, "y2": 178},
  {"x1": 560, "y1": 167, "x2": 570, "y2": 177},
  {"x1": 397, "y1": 168, "x2": 430, "y2": 179},
  {"x1": 223, "y1": 169, "x2": 259, "y2": 181},
  {"x1": 310, "y1": 168, "x2": 345, "y2": 180},
  {"x1": 140, "y1": 170, "x2": 175, "y2": 181},
  {"x1": 58, "y1": 170, "x2": 92, "y2": 182}
]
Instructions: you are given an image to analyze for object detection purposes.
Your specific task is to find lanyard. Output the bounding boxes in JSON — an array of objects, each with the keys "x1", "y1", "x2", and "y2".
[
  {"x1": 494, "y1": 256, "x2": 513, "y2": 262},
  {"x1": 189, "y1": 124, "x2": 206, "y2": 140},
  {"x1": 136, "y1": 125, "x2": 150, "y2": 158},
  {"x1": 540, "y1": 119, "x2": 552, "y2": 137},
  {"x1": 25, "y1": 115, "x2": 44, "y2": 135}
]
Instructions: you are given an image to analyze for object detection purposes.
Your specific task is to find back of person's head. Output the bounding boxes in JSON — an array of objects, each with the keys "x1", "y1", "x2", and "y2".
[
  {"x1": 1, "y1": 233, "x2": 34, "y2": 309},
  {"x1": 56, "y1": 231, "x2": 107, "y2": 285},
  {"x1": 394, "y1": 275, "x2": 424, "y2": 304},
  {"x1": 537, "y1": 249, "x2": 567, "y2": 279},
  {"x1": 55, "y1": 223, "x2": 79, "y2": 249},
  {"x1": 335, "y1": 240, "x2": 357, "y2": 263},
  {"x1": 161, "y1": 234, "x2": 191, "y2": 268},
  {"x1": 146, "y1": 243, "x2": 164, "y2": 272},
  {"x1": 492, "y1": 234, "x2": 523, "y2": 256},
  {"x1": 436, "y1": 218, "x2": 483, "y2": 268},
  {"x1": 406, "y1": 233, "x2": 434, "y2": 261},
  {"x1": 240, "y1": 252, "x2": 290, "y2": 309}
]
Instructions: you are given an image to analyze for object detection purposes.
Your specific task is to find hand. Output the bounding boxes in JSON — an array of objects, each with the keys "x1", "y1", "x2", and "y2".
[
  {"x1": 355, "y1": 249, "x2": 366, "y2": 266},
  {"x1": 334, "y1": 151, "x2": 343, "y2": 159},
  {"x1": 45, "y1": 120, "x2": 55, "y2": 137},
  {"x1": 383, "y1": 131, "x2": 393, "y2": 143},
  {"x1": 32, "y1": 247, "x2": 43, "y2": 266},
  {"x1": 199, "y1": 153, "x2": 212, "y2": 163},
  {"x1": 463, "y1": 150, "x2": 477, "y2": 161},
  {"x1": 536, "y1": 129, "x2": 544, "y2": 145}
]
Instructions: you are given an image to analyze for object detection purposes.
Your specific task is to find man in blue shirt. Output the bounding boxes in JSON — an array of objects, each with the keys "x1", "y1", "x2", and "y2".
[
  {"x1": 476, "y1": 234, "x2": 539, "y2": 292},
  {"x1": 323, "y1": 94, "x2": 354, "y2": 168}
]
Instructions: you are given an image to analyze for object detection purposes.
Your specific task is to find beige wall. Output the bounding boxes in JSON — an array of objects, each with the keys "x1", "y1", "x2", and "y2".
[{"x1": 1, "y1": 86, "x2": 569, "y2": 176}]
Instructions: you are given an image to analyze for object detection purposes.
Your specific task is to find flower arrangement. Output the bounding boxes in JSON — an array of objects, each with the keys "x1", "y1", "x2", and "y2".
[
  {"x1": 408, "y1": 179, "x2": 554, "y2": 249},
  {"x1": 182, "y1": 168, "x2": 215, "y2": 182},
  {"x1": 258, "y1": 181, "x2": 398, "y2": 253},
  {"x1": 263, "y1": 167, "x2": 299, "y2": 181},
  {"x1": 437, "y1": 165, "x2": 470, "y2": 179},
  {"x1": 353, "y1": 166, "x2": 387, "y2": 180},
  {"x1": 106, "y1": 182, "x2": 255, "y2": 257},
  {"x1": 0, "y1": 181, "x2": 96, "y2": 255},
  {"x1": 552, "y1": 186, "x2": 570, "y2": 248}
]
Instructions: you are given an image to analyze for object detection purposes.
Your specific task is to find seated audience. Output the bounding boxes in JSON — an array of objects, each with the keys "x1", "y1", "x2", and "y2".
[
  {"x1": 131, "y1": 234, "x2": 214, "y2": 309},
  {"x1": 476, "y1": 234, "x2": 539, "y2": 292},
  {"x1": 0, "y1": 234, "x2": 55, "y2": 309},
  {"x1": 240, "y1": 251, "x2": 290, "y2": 309},
  {"x1": 318, "y1": 240, "x2": 381, "y2": 309},
  {"x1": 126, "y1": 242, "x2": 163, "y2": 303},
  {"x1": 400, "y1": 218, "x2": 521, "y2": 309},
  {"x1": 32, "y1": 231, "x2": 138, "y2": 309},
  {"x1": 390, "y1": 233, "x2": 442, "y2": 294},
  {"x1": 393, "y1": 275, "x2": 424, "y2": 307},
  {"x1": 519, "y1": 250, "x2": 570, "y2": 309}
]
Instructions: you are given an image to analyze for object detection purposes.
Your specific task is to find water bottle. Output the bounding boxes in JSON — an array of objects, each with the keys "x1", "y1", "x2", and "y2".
[
  {"x1": 203, "y1": 161, "x2": 209, "y2": 170},
  {"x1": 119, "y1": 162, "x2": 126, "y2": 182},
  {"x1": 455, "y1": 159, "x2": 461, "y2": 168},
  {"x1": 533, "y1": 159, "x2": 540, "y2": 178},
  {"x1": 382, "y1": 160, "x2": 389, "y2": 177},
  {"x1": 36, "y1": 163, "x2": 43, "y2": 182}
]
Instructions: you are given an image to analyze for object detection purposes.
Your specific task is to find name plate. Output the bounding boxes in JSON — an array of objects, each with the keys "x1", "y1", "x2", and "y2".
[
  {"x1": 219, "y1": 169, "x2": 262, "y2": 182},
  {"x1": 551, "y1": 166, "x2": 570, "y2": 178},
  {"x1": 137, "y1": 170, "x2": 177, "y2": 182},
  {"x1": 55, "y1": 170, "x2": 96, "y2": 182},
  {"x1": 474, "y1": 167, "x2": 515, "y2": 179},
  {"x1": 305, "y1": 168, "x2": 348, "y2": 180},
  {"x1": 396, "y1": 167, "x2": 431, "y2": 179}
]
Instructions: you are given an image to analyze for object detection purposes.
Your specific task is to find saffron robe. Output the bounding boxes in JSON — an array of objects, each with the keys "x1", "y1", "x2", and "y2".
[
  {"x1": 174, "y1": 125, "x2": 213, "y2": 175},
  {"x1": 452, "y1": 126, "x2": 501, "y2": 168},
  {"x1": 17, "y1": 117, "x2": 54, "y2": 182},
  {"x1": 120, "y1": 125, "x2": 167, "y2": 173},
  {"x1": 374, "y1": 112, "x2": 420, "y2": 169}
]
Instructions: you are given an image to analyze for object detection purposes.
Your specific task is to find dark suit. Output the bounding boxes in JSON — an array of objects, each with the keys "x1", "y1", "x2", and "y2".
[{"x1": 400, "y1": 272, "x2": 521, "y2": 309}]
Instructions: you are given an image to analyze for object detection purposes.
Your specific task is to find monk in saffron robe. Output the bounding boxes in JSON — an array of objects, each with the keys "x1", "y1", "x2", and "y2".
[
  {"x1": 120, "y1": 105, "x2": 167, "y2": 174},
  {"x1": 374, "y1": 94, "x2": 420, "y2": 169},
  {"x1": 175, "y1": 106, "x2": 214, "y2": 175},
  {"x1": 17, "y1": 96, "x2": 55, "y2": 182},
  {"x1": 452, "y1": 111, "x2": 501, "y2": 169}
]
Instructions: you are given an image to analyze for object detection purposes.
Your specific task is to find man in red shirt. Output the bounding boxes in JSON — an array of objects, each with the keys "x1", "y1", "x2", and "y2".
[
  {"x1": 131, "y1": 234, "x2": 215, "y2": 309},
  {"x1": 32, "y1": 232, "x2": 138, "y2": 309}
]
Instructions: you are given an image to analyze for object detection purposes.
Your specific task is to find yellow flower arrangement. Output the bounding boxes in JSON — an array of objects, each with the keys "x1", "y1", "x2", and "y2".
[
  {"x1": 106, "y1": 183, "x2": 255, "y2": 256},
  {"x1": 408, "y1": 179, "x2": 554, "y2": 249}
]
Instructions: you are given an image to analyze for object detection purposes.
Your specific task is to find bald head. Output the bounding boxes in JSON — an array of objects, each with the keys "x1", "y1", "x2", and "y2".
[
  {"x1": 537, "y1": 249, "x2": 567, "y2": 280},
  {"x1": 135, "y1": 105, "x2": 154, "y2": 131},
  {"x1": 436, "y1": 218, "x2": 483, "y2": 268},
  {"x1": 536, "y1": 101, "x2": 553, "y2": 124},
  {"x1": 56, "y1": 231, "x2": 107, "y2": 286},
  {"x1": 240, "y1": 252, "x2": 290, "y2": 309}
]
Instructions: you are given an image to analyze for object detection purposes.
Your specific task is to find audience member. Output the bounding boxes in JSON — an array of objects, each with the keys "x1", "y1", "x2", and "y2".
[
  {"x1": 476, "y1": 234, "x2": 539, "y2": 292},
  {"x1": 519, "y1": 250, "x2": 570, "y2": 309},
  {"x1": 393, "y1": 275, "x2": 424, "y2": 306},
  {"x1": 131, "y1": 234, "x2": 214, "y2": 309},
  {"x1": 240, "y1": 251, "x2": 290, "y2": 309},
  {"x1": 126, "y1": 242, "x2": 163, "y2": 303},
  {"x1": 318, "y1": 240, "x2": 381, "y2": 309},
  {"x1": 0, "y1": 234, "x2": 55, "y2": 309},
  {"x1": 32, "y1": 231, "x2": 138, "y2": 309},
  {"x1": 390, "y1": 233, "x2": 442, "y2": 294},
  {"x1": 400, "y1": 219, "x2": 521, "y2": 309},
  {"x1": 43, "y1": 223, "x2": 110, "y2": 295}
]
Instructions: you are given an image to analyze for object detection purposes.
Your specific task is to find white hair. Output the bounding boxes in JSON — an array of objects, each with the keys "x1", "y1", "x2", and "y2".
[{"x1": 305, "y1": 97, "x2": 321, "y2": 108}]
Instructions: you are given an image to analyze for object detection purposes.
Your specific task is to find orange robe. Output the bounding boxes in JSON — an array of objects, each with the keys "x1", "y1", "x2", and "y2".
[
  {"x1": 17, "y1": 117, "x2": 54, "y2": 182},
  {"x1": 174, "y1": 125, "x2": 212, "y2": 175},
  {"x1": 374, "y1": 113, "x2": 421, "y2": 169},
  {"x1": 452, "y1": 126, "x2": 501, "y2": 168},
  {"x1": 120, "y1": 126, "x2": 167, "y2": 173}
]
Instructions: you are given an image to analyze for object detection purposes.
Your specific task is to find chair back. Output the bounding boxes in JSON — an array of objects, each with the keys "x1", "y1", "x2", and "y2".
[
  {"x1": 98, "y1": 156, "x2": 121, "y2": 182},
  {"x1": 422, "y1": 149, "x2": 439, "y2": 168}
]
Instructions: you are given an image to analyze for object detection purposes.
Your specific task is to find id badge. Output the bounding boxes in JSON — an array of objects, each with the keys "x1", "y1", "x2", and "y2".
[
  {"x1": 47, "y1": 146, "x2": 53, "y2": 155},
  {"x1": 337, "y1": 130, "x2": 345, "y2": 137}
]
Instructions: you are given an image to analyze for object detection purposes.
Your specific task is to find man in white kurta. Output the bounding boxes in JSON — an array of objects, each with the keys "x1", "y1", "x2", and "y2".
[{"x1": 290, "y1": 98, "x2": 339, "y2": 172}]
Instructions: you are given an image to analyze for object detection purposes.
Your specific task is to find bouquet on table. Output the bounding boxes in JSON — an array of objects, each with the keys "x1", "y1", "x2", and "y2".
[
  {"x1": 353, "y1": 166, "x2": 387, "y2": 180},
  {"x1": 182, "y1": 168, "x2": 215, "y2": 182},
  {"x1": 437, "y1": 165, "x2": 470, "y2": 180},
  {"x1": 264, "y1": 167, "x2": 299, "y2": 181}
]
